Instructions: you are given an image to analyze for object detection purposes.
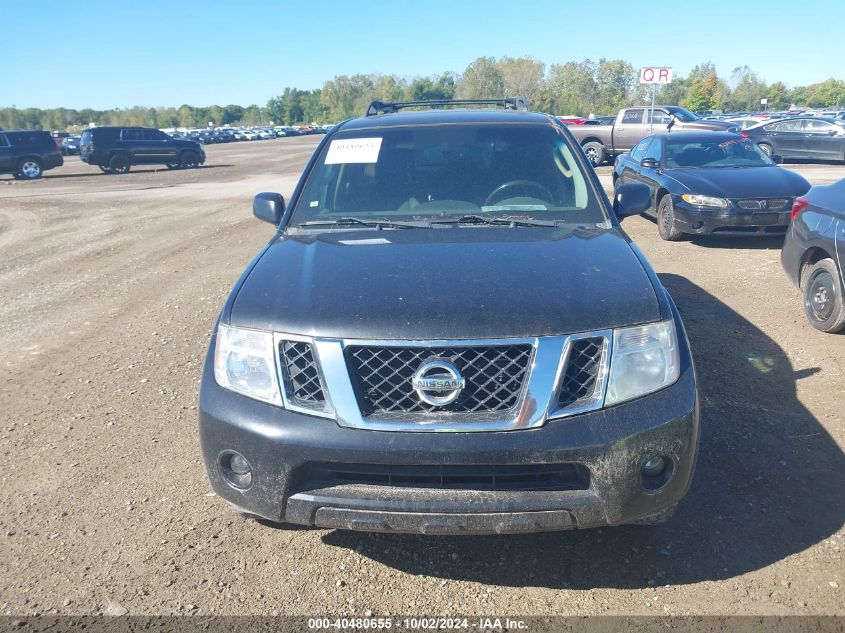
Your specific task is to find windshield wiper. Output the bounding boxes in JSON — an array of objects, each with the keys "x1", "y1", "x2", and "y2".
[
  {"x1": 298, "y1": 217, "x2": 430, "y2": 229},
  {"x1": 430, "y1": 214, "x2": 557, "y2": 227}
]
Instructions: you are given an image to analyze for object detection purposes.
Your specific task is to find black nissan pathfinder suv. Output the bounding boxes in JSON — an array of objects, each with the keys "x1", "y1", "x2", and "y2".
[
  {"x1": 80, "y1": 126, "x2": 205, "y2": 174},
  {"x1": 0, "y1": 130, "x2": 64, "y2": 179},
  {"x1": 199, "y1": 98, "x2": 700, "y2": 534}
]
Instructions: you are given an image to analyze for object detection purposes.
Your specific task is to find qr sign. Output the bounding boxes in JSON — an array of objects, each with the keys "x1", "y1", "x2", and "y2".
[{"x1": 640, "y1": 67, "x2": 673, "y2": 84}]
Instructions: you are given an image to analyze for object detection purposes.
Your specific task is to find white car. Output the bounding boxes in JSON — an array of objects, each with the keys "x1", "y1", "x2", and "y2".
[{"x1": 241, "y1": 130, "x2": 260, "y2": 141}]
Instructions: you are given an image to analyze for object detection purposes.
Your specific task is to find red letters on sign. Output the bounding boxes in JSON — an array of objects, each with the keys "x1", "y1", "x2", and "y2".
[
  {"x1": 658, "y1": 68, "x2": 669, "y2": 82},
  {"x1": 642, "y1": 68, "x2": 655, "y2": 82}
]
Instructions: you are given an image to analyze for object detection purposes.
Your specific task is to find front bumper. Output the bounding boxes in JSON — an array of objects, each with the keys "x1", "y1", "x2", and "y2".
[
  {"x1": 198, "y1": 332, "x2": 699, "y2": 535},
  {"x1": 673, "y1": 200, "x2": 790, "y2": 236}
]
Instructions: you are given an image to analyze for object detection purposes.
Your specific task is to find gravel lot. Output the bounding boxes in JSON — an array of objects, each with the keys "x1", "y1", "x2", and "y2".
[{"x1": 1, "y1": 137, "x2": 843, "y2": 617}]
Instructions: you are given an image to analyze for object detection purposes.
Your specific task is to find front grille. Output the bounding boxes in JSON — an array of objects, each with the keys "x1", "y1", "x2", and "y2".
[
  {"x1": 346, "y1": 344, "x2": 533, "y2": 414},
  {"x1": 280, "y1": 341, "x2": 326, "y2": 407},
  {"x1": 298, "y1": 462, "x2": 590, "y2": 492},
  {"x1": 737, "y1": 198, "x2": 790, "y2": 210},
  {"x1": 557, "y1": 337, "x2": 605, "y2": 409}
]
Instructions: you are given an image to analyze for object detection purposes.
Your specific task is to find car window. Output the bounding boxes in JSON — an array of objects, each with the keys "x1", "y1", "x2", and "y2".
[
  {"x1": 6, "y1": 132, "x2": 52, "y2": 147},
  {"x1": 0, "y1": 134, "x2": 8, "y2": 148},
  {"x1": 291, "y1": 124, "x2": 607, "y2": 226},
  {"x1": 630, "y1": 138, "x2": 651, "y2": 162},
  {"x1": 144, "y1": 129, "x2": 170, "y2": 141},
  {"x1": 621, "y1": 109, "x2": 645, "y2": 124},
  {"x1": 121, "y1": 128, "x2": 144, "y2": 141},
  {"x1": 770, "y1": 120, "x2": 803, "y2": 132},
  {"x1": 646, "y1": 109, "x2": 670, "y2": 124},
  {"x1": 643, "y1": 138, "x2": 662, "y2": 162},
  {"x1": 664, "y1": 138, "x2": 773, "y2": 169},
  {"x1": 803, "y1": 119, "x2": 833, "y2": 133}
]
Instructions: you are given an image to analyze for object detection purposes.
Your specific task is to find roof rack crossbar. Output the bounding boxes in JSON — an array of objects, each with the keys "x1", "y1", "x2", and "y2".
[{"x1": 365, "y1": 97, "x2": 529, "y2": 117}]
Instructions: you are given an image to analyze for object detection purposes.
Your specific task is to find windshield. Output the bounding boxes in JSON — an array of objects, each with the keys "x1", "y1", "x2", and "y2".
[
  {"x1": 290, "y1": 123, "x2": 606, "y2": 227},
  {"x1": 666, "y1": 107, "x2": 699, "y2": 122},
  {"x1": 664, "y1": 137, "x2": 774, "y2": 168}
]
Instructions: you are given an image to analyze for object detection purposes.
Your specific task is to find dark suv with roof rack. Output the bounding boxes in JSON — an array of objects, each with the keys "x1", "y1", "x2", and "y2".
[
  {"x1": 80, "y1": 126, "x2": 205, "y2": 174},
  {"x1": 199, "y1": 97, "x2": 700, "y2": 534}
]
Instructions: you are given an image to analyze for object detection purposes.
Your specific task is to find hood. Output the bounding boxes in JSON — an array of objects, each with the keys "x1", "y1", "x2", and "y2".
[
  {"x1": 664, "y1": 165, "x2": 811, "y2": 198},
  {"x1": 229, "y1": 226, "x2": 661, "y2": 340}
]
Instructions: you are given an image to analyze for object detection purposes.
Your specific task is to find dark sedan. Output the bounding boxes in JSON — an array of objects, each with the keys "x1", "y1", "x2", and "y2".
[
  {"x1": 781, "y1": 178, "x2": 845, "y2": 332},
  {"x1": 742, "y1": 117, "x2": 845, "y2": 163},
  {"x1": 613, "y1": 132, "x2": 811, "y2": 240}
]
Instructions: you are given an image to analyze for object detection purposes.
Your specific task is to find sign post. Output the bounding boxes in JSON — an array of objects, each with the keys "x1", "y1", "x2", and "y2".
[
  {"x1": 639, "y1": 67, "x2": 674, "y2": 133},
  {"x1": 761, "y1": 97, "x2": 768, "y2": 113}
]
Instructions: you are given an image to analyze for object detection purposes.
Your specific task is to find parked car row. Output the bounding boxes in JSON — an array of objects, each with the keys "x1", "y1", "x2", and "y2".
[
  {"x1": 174, "y1": 124, "x2": 332, "y2": 144},
  {"x1": 611, "y1": 129, "x2": 845, "y2": 333},
  {"x1": 567, "y1": 105, "x2": 738, "y2": 165}
]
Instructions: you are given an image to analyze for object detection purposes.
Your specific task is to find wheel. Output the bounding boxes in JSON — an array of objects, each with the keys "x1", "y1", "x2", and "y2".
[
  {"x1": 98, "y1": 165, "x2": 113, "y2": 174},
  {"x1": 757, "y1": 143, "x2": 774, "y2": 157},
  {"x1": 657, "y1": 194, "x2": 684, "y2": 241},
  {"x1": 179, "y1": 151, "x2": 200, "y2": 169},
  {"x1": 801, "y1": 258, "x2": 845, "y2": 333},
  {"x1": 582, "y1": 141, "x2": 606, "y2": 166},
  {"x1": 630, "y1": 502, "x2": 678, "y2": 526},
  {"x1": 108, "y1": 153, "x2": 131, "y2": 174},
  {"x1": 165, "y1": 162, "x2": 181, "y2": 170},
  {"x1": 17, "y1": 158, "x2": 43, "y2": 180}
]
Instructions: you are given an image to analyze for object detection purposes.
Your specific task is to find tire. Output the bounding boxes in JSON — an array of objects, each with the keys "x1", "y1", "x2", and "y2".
[
  {"x1": 108, "y1": 153, "x2": 131, "y2": 174},
  {"x1": 630, "y1": 502, "x2": 678, "y2": 526},
  {"x1": 165, "y1": 162, "x2": 181, "y2": 170},
  {"x1": 657, "y1": 194, "x2": 684, "y2": 241},
  {"x1": 582, "y1": 141, "x2": 606, "y2": 166},
  {"x1": 179, "y1": 151, "x2": 200, "y2": 169},
  {"x1": 757, "y1": 143, "x2": 774, "y2": 157},
  {"x1": 98, "y1": 165, "x2": 113, "y2": 174},
  {"x1": 801, "y1": 258, "x2": 845, "y2": 333},
  {"x1": 17, "y1": 158, "x2": 43, "y2": 180}
]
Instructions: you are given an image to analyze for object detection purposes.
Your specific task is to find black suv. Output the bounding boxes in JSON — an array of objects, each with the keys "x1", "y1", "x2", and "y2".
[
  {"x1": 0, "y1": 130, "x2": 64, "y2": 179},
  {"x1": 80, "y1": 126, "x2": 205, "y2": 174},
  {"x1": 199, "y1": 98, "x2": 700, "y2": 534}
]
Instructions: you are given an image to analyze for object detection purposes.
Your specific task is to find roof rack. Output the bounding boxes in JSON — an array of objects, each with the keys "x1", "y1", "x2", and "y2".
[{"x1": 365, "y1": 97, "x2": 529, "y2": 117}]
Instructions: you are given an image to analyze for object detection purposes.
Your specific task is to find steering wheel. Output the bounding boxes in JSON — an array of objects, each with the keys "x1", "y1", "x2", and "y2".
[{"x1": 484, "y1": 180, "x2": 554, "y2": 206}]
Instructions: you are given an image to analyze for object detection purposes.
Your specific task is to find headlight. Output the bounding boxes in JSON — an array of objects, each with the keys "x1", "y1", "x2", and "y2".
[
  {"x1": 213, "y1": 324, "x2": 282, "y2": 405},
  {"x1": 681, "y1": 194, "x2": 729, "y2": 208},
  {"x1": 605, "y1": 320, "x2": 680, "y2": 406}
]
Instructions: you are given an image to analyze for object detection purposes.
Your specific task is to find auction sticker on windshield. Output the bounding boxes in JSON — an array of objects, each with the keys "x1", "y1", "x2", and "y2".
[{"x1": 325, "y1": 137, "x2": 382, "y2": 164}]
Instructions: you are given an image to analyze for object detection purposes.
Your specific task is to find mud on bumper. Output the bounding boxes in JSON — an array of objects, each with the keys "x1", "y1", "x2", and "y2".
[{"x1": 198, "y1": 351, "x2": 699, "y2": 535}]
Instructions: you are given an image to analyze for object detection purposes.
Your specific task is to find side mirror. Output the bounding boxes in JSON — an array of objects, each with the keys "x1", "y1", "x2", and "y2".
[
  {"x1": 640, "y1": 157, "x2": 659, "y2": 169},
  {"x1": 771, "y1": 154, "x2": 783, "y2": 164},
  {"x1": 253, "y1": 192, "x2": 285, "y2": 225},
  {"x1": 615, "y1": 182, "x2": 652, "y2": 219}
]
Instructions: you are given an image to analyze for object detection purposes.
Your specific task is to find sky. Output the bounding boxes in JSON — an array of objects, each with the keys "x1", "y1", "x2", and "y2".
[{"x1": 3, "y1": 0, "x2": 843, "y2": 110}]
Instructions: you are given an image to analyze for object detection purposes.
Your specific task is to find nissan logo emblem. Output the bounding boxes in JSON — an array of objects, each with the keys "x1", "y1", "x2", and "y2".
[{"x1": 411, "y1": 359, "x2": 466, "y2": 407}]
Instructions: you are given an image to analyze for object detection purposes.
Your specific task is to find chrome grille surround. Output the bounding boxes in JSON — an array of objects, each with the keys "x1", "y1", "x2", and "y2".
[
  {"x1": 552, "y1": 335, "x2": 610, "y2": 417},
  {"x1": 268, "y1": 331, "x2": 613, "y2": 432},
  {"x1": 274, "y1": 334, "x2": 334, "y2": 418}
]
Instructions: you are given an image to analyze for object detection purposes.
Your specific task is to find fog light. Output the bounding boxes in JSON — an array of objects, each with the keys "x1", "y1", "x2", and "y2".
[
  {"x1": 692, "y1": 221, "x2": 704, "y2": 230},
  {"x1": 643, "y1": 456, "x2": 666, "y2": 478},
  {"x1": 229, "y1": 453, "x2": 251, "y2": 475},
  {"x1": 219, "y1": 451, "x2": 253, "y2": 490}
]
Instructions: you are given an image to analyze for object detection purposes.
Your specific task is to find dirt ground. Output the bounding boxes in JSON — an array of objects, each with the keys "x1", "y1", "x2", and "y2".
[{"x1": 1, "y1": 137, "x2": 843, "y2": 618}]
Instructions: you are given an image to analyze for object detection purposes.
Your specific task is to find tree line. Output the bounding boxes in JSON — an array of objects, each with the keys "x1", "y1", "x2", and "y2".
[{"x1": 3, "y1": 57, "x2": 844, "y2": 131}]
